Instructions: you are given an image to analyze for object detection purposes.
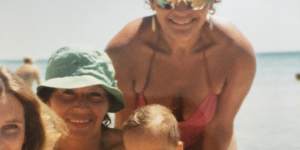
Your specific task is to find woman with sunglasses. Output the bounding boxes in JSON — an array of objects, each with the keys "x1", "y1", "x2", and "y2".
[{"x1": 106, "y1": 0, "x2": 256, "y2": 149}]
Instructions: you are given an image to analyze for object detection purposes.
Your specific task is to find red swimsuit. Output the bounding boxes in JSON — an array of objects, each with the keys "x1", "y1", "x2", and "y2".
[{"x1": 134, "y1": 51, "x2": 217, "y2": 149}]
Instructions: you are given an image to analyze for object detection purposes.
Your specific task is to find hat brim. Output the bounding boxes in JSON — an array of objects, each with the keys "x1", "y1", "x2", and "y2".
[{"x1": 37, "y1": 75, "x2": 124, "y2": 112}]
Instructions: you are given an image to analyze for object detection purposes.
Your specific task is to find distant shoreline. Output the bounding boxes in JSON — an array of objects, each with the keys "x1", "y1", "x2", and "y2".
[
  {"x1": 256, "y1": 50, "x2": 300, "y2": 55},
  {"x1": 1, "y1": 51, "x2": 300, "y2": 61}
]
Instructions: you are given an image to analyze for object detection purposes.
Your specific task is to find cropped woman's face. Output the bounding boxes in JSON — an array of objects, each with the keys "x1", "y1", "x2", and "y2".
[
  {"x1": 151, "y1": 0, "x2": 209, "y2": 40},
  {"x1": 48, "y1": 85, "x2": 109, "y2": 138},
  {"x1": 0, "y1": 93, "x2": 25, "y2": 150}
]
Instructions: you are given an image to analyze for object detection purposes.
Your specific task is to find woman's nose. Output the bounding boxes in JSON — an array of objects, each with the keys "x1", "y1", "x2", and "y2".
[
  {"x1": 175, "y1": 1, "x2": 190, "y2": 11},
  {"x1": 73, "y1": 97, "x2": 89, "y2": 107}
]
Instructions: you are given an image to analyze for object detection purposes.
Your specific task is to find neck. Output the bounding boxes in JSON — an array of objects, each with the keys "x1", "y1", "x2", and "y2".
[
  {"x1": 156, "y1": 25, "x2": 208, "y2": 56},
  {"x1": 167, "y1": 34, "x2": 200, "y2": 55},
  {"x1": 55, "y1": 132, "x2": 102, "y2": 150}
]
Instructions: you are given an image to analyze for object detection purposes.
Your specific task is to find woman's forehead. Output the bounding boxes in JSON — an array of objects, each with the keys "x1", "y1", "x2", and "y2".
[
  {"x1": 58, "y1": 85, "x2": 106, "y2": 93},
  {"x1": 0, "y1": 94, "x2": 24, "y2": 124}
]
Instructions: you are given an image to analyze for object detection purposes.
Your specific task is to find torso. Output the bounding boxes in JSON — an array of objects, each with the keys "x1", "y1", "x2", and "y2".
[
  {"x1": 133, "y1": 50, "x2": 223, "y2": 118},
  {"x1": 108, "y1": 16, "x2": 237, "y2": 120},
  {"x1": 107, "y1": 16, "x2": 248, "y2": 150},
  {"x1": 16, "y1": 64, "x2": 38, "y2": 87},
  {"x1": 102, "y1": 128, "x2": 124, "y2": 150},
  {"x1": 54, "y1": 128, "x2": 124, "y2": 150}
]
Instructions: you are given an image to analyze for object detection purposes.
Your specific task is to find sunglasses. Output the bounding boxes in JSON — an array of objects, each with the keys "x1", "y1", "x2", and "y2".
[{"x1": 154, "y1": 0, "x2": 216, "y2": 10}]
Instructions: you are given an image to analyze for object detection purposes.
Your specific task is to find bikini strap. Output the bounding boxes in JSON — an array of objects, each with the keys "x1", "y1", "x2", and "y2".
[
  {"x1": 133, "y1": 51, "x2": 156, "y2": 107},
  {"x1": 203, "y1": 50, "x2": 214, "y2": 94},
  {"x1": 141, "y1": 51, "x2": 156, "y2": 92}
]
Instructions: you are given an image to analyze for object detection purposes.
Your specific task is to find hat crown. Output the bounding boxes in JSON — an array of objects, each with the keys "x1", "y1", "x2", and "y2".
[
  {"x1": 39, "y1": 47, "x2": 124, "y2": 112},
  {"x1": 45, "y1": 47, "x2": 116, "y2": 86}
]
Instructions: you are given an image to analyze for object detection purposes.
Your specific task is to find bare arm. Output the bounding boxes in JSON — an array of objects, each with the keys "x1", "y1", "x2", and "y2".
[
  {"x1": 106, "y1": 48, "x2": 137, "y2": 128},
  {"x1": 202, "y1": 48, "x2": 256, "y2": 150},
  {"x1": 105, "y1": 19, "x2": 144, "y2": 128}
]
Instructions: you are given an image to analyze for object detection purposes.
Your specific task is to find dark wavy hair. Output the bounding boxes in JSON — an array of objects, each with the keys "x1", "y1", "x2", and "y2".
[
  {"x1": 0, "y1": 67, "x2": 45, "y2": 150},
  {"x1": 37, "y1": 87, "x2": 112, "y2": 128}
]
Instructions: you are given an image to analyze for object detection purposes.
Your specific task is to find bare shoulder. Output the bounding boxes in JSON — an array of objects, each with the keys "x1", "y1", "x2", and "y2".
[
  {"x1": 105, "y1": 16, "x2": 153, "y2": 76},
  {"x1": 102, "y1": 128, "x2": 124, "y2": 150},
  {"x1": 105, "y1": 16, "x2": 151, "y2": 57},
  {"x1": 213, "y1": 17, "x2": 255, "y2": 63},
  {"x1": 32, "y1": 65, "x2": 40, "y2": 72}
]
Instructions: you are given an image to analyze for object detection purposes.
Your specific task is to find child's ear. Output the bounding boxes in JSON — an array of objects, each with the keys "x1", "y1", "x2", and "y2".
[{"x1": 176, "y1": 141, "x2": 184, "y2": 150}]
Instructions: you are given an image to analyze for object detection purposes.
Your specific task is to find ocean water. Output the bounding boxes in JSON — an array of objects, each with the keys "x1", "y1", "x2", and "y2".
[
  {"x1": 1, "y1": 52, "x2": 300, "y2": 150},
  {"x1": 236, "y1": 52, "x2": 300, "y2": 150}
]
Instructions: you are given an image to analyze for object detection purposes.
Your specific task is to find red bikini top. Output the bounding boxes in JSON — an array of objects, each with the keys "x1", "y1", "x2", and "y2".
[{"x1": 134, "y1": 51, "x2": 217, "y2": 149}]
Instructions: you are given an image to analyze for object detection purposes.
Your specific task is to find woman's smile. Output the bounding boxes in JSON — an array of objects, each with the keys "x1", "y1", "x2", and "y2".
[
  {"x1": 168, "y1": 17, "x2": 195, "y2": 26},
  {"x1": 67, "y1": 118, "x2": 93, "y2": 128}
]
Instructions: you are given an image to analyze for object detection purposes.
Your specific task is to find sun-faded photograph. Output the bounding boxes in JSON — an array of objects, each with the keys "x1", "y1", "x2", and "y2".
[{"x1": 1, "y1": 0, "x2": 300, "y2": 150}]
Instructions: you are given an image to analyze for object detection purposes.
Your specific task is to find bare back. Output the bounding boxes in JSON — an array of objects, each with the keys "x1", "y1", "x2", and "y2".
[{"x1": 16, "y1": 64, "x2": 40, "y2": 87}]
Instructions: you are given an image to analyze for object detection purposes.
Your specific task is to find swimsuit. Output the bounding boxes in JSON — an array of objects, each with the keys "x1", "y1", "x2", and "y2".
[{"x1": 134, "y1": 51, "x2": 217, "y2": 149}]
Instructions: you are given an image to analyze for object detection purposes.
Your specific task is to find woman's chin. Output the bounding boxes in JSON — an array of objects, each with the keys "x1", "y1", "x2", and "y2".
[
  {"x1": 66, "y1": 120, "x2": 97, "y2": 137},
  {"x1": 162, "y1": 20, "x2": 203, "y2": 40}
]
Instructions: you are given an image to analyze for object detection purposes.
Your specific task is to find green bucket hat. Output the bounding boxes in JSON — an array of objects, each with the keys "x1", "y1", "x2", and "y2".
[{"x1": 37, "y1": 47, "x2": 124, "y2": 112}]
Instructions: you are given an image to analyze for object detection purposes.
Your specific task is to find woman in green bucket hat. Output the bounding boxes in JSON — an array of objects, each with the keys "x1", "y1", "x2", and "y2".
[{"x1": 37, "y1": 47, "x2": 125, "y2": 150}]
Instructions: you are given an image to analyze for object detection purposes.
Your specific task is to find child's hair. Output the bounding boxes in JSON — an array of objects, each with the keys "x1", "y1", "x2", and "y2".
[{"x1": 122, "y1": 104, "x2": 180, "y2": 147}]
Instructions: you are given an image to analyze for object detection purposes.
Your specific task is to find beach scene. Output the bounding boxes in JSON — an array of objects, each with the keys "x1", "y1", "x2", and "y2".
[
  {"x1": 1, "y1": 52, "x2": 300, "y2": 150},
  {"x1": 1, "y1": 0, "x2": 300, "y2": 150}
]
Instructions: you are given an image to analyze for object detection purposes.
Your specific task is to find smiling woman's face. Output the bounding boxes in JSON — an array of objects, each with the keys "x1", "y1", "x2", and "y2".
[
  {"x1": 151, "y1": 0, "x2": 209, "y2": 40},
  {"x1": 0, "y1": 93, "x2": 25, "y2": 150},
  {"x1": 48, "y1": 85, "x2": 109, "y2": 138}
]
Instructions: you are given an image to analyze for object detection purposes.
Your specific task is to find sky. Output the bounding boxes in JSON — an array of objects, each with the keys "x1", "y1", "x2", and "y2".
[{"x1": 0, "y1": 0, "x2": 300, "y2": 59}]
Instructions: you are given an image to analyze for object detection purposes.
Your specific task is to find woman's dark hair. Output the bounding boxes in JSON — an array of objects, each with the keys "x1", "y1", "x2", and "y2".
[
  {"x1": 0, "y1": 67, "x2": 45, "y2": 150},
  {"x1": 37, "y1": 87, "x2": 112, "y2": 128}
]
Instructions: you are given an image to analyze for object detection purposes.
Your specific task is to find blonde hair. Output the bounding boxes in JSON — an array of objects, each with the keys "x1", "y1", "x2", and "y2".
[
  {"x1": 38, "y1": 100, "x2": 68, "y2": 150},
  {"x1": 123, "y1": 104, "x2": 180, "y2": 147}
]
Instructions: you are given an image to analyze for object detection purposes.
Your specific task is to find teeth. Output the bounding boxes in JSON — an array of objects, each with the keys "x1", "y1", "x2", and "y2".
[
  {"x1": 170, "y1": 18, "x2": 192, "y2": 25},
  {"x1": 69, "y1": 119, "x2": 90, "y2": 123}
]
